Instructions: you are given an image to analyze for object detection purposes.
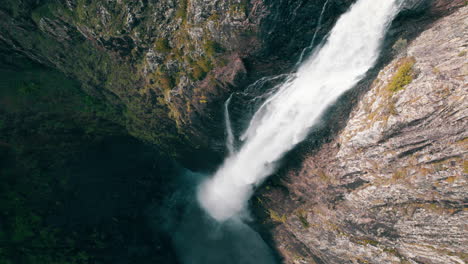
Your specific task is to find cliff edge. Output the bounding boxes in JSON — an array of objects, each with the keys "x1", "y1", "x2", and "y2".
[{"x1": 258, "y1": 5, "x2": 467, "y2": 264}]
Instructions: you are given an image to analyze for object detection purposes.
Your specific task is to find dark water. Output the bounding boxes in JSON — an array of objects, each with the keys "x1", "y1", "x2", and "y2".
[{"x1": 148, "y1": 169, "x2": 280, "y2": 264}]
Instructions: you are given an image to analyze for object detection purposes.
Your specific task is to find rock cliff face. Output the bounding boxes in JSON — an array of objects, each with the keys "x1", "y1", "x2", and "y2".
[
  {"x1": 1, "y1": 0, "x2": 466, "y2": 263},
  {"x1": 0, "y1": 0, "x2": 357, "y2": 165},
  {"x1": 257, "y1": 5, "x2": 467, "y2": 264}
]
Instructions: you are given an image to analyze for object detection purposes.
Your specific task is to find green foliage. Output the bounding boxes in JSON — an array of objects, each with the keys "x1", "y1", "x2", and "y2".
[
  {"x1": 203, "y1": 40, "x2": 224, "y2": 57},
  {"x1": 188, "y1": 57, "x2": 213, "y2": 81},
  {"x1": 359, "y1": 238, "x2": 380, "y2": 247},
  {"x1": 18, "y1": 81, "x2": 40, "y2": 95},
  {"x1": 387, "y1": 58, "x2": 415, "y2": 93},
  {"x1": 196, "y1": 57, "x2": 212, "y2": 72},
  {"x1": 158, "y1": 72, "x2": 175, "y2": 90},
  {"x1": 296, "y1": 209, "x2": 310, "y2": 229},
  {"x1": 229, "y1": 3, "x2": 247, "y2": 15},
  {"x1": 155, "y1": 38, "x2": 172, "y2": 53},
  {"x1": 0, "y1": 62, "x2": 124, "y2": 264},
  {"x1": 191, "y1": 65, "x2": 206, "y2": 80},
  {"x1": 458, "y1": 50, "x2": 467, "y2": 57},
  {"x1": 268, "y1": 209, "x2": 287, "y2": 223},
  {"x1": 3, "y1": 0, "x2": 23, "y2": 17},
  {"x1": 175, "y1": 0, "x2": 188, "y2": 20},
  {"x1": 31, "y1": 3, "x2": 57, "y2": 24},
  {"x1": 207, "y1": 13, "x2": 220, "y2": 22}
]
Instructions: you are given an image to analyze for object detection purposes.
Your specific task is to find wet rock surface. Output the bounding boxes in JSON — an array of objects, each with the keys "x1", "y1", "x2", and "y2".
[{"x1": 257, "y1": 5, "x2": 467, "y2": 264}]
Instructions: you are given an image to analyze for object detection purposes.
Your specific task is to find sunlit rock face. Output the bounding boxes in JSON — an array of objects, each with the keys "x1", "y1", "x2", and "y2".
[{"x1": 256, "y1": 5, "x2": 468, "y2": 264}]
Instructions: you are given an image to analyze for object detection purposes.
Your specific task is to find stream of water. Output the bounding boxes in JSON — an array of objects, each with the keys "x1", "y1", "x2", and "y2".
[
  {"x1": 158, "y1": 1, "x2": 405, "y2": 263},
  {"x1": 199, "y1": 0, "x2": 403, "y2": 221}
]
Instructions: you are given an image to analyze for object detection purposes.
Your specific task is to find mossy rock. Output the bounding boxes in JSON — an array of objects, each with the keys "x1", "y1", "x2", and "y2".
[{"x1": 387, "y1": 57, "x2": 416, "y2": 93}]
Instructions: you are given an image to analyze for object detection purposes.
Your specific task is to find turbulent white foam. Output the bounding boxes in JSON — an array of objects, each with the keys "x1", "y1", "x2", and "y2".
[{"x1": 198, "y1": 0, "x2": 403, "y2": 221}]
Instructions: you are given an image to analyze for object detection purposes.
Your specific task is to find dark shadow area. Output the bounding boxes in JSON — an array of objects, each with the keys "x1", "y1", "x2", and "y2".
[{"x1": 0, "y1": 51, "x2": 180, "y2": 263}]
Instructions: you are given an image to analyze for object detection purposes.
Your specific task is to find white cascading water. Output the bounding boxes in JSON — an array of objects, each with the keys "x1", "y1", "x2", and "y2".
[
  {"x1": 224, "y1": 93, "x2": 235, "y2": 155},
  {"x1": 199, "y1": 0, "x2": 403, "y2": 221}
]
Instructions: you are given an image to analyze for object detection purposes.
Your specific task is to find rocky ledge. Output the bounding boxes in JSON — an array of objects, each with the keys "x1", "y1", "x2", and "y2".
[{"x1": 258, "y1": 5, "x2": 467, "y2": 264}]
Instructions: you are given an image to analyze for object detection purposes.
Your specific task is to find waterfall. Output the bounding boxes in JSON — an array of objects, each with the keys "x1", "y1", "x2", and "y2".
[
  {"x1": 199, "y1": 0, "x2": 403, "y2": 221},
  {"x1": 225, "y1": 93, "x2": 235, "y2": 154},
  {"x1": 295, "y1": 0, "x2": 331, "y2": 67}
]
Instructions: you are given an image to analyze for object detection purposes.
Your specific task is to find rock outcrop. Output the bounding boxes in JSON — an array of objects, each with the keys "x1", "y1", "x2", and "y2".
[
  {"x1": 0, "y1": 0, "x2": 358, "y2": 165},
  {"x1": 257, "y1": 5, "x2": 467, "y2": 264}
]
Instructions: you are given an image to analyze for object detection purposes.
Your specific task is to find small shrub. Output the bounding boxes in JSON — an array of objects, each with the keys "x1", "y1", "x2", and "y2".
[
  {"x1": 154, "y1": 38, "x2": 171, "y2": 53},
  {"x1": 208, "y1": 13, "x2": 220, "y2": 22},
  {"x1": 157, "y1": 74, "x2": 174, "y2": 90},
  {"x1": 196, "y1": 57, "x2": 212, "y2": 72},
  {"x1": 31, "y1": 3, "x2": 57, "y2": 24},
  {"x1": 229, "y1": 3, "x2": 247, "y2": 15},
  {"x1": 189, "y1": 58, "x2": 213, "y2": 80},
  {"x1": 296, "y1": 209, "x2": 309, "y2": 229},
  {"x1": 18, "y1": 82, "x2": 40, "y2": 95},
  {"x1": 392, "y1": 38, "x2": 408, "y2": 54},
  {"x1": 199, "y1": 99, "x2": 208, "y2": 103},
  {"x1": 268, "y1": 209, "x2": 286, "y2": 223},
  {"x1": 387, "y1": 58, "x2": 415, "y2": 93},
  {"x1": 203, "y1": 40, "x2": 224, "y2": 57},
  {"x1": 190, "y1": 65, "x2": 206, "y2": 80},
  {"x1": 175, "y1": 0, "x2": 188, "y2": 20},
  {"x1": 458, "y1": 50, "x2": 467, "y2": 57}
]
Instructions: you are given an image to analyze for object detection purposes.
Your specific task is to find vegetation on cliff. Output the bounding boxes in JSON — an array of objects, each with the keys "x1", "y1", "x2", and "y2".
[{"x1": 0, "y1": 54, "x2": 178, "y2": 263}]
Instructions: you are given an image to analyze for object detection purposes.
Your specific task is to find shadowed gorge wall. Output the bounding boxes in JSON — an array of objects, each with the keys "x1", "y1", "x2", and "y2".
[
  {"x1": 0, "y1": 52, "x2": 181, "y2": 263},
  {"x1": 0, "y1": 0, "x2": 365, "y2": 168}
]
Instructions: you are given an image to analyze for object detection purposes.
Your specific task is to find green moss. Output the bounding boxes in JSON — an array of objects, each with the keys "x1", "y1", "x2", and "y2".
[
  {"x1": 0, "y1": 61, "x2": 132, "y2": 264},
  {"x1": 155, "y1": 38, "x2": 172, "y2": 53},
  {"x1": 2, "y1": 0, "x2": 23, "y2": 17},
  {"x1": 157, "y1": 73, "x2": 175, "y2": 90},
  {"x1": 296, "y1": 209, "x2": 310, "y2": 229},
  {"x1": 0, "y1": 0, "x2": 200, "y2": 155},
  {"x1": 31, "y1": 3, "x2": 58, "y2": 24},
  {"x1": 175, "y1": 0, "x2": 188, "y2": 20},
  {"x1": 188, "y1": 57, "x2": 214, "y2": 81},
  {"x1": 357, "y1": 238, "x2": 380, "y2": 247},
  {"x1": 229, "y1": 3, "x2": 247, "y2": 15},
  {"x1": 387, "y1": 58, "x2": 416, "y2": 93},
  {"x1": 268, "y1": 209, "x2": 287, "y2": 223},
  {"x1": 208, "y1": 13, "x2": 220, "y2": 22},
  {"x1": 191, "y1": 65, "x2": 206, "y2": 80},
  {"x1": 197, "y1": 57, "x2": 212, "y2": 72},
  {"x1": 203, "y1": 40, "x2": 224, "y2": 57}
]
